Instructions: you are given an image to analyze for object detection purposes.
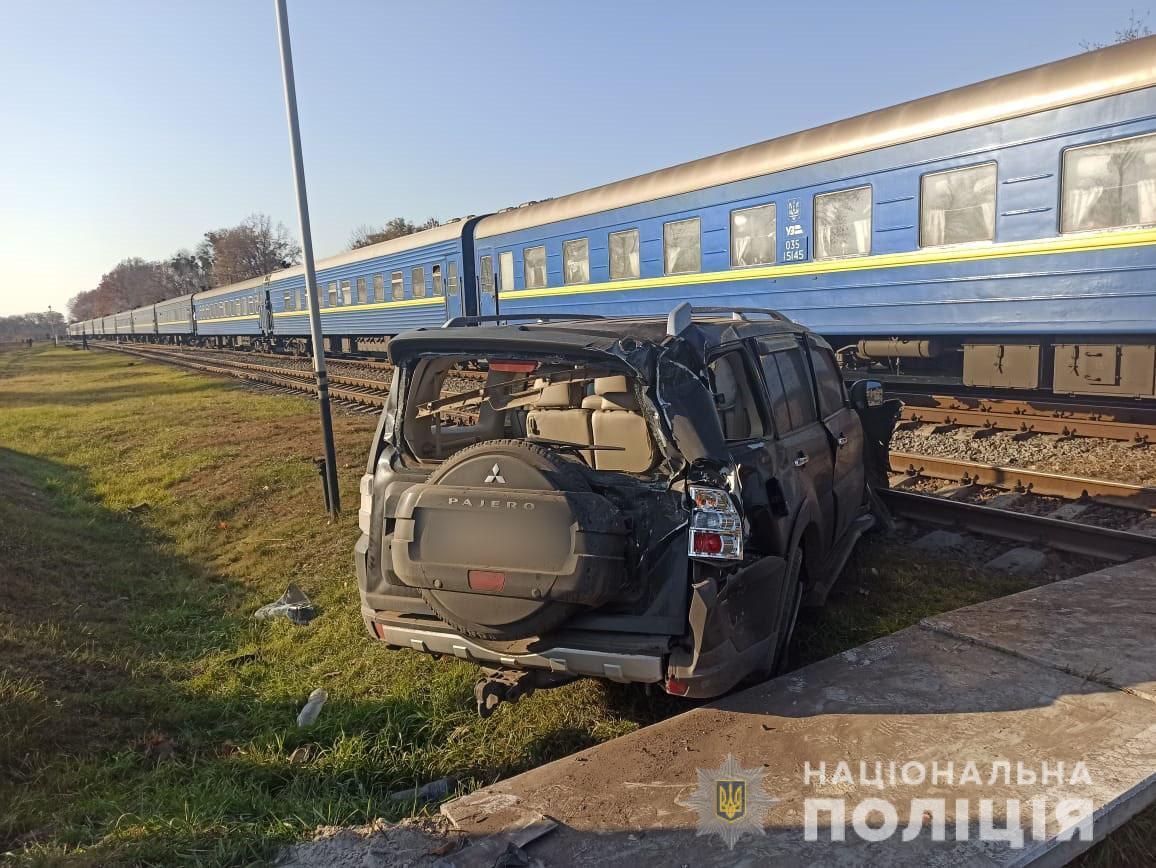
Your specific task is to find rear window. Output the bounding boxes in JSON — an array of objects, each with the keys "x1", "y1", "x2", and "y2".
[{"x1": 400, "y1": 356, "x2": 660, "y2": 473}]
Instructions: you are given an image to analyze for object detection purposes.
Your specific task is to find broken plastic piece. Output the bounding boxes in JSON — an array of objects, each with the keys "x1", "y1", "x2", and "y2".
[
  {"x1": 296, "y1": 687, "x2": 327, "y2": 727},
  {"x1": 389, "y1": 777, "x2": 453, "y2": 803},
  {"x1": 254, "y1": 583, "x2": 316, "y2": 625}
]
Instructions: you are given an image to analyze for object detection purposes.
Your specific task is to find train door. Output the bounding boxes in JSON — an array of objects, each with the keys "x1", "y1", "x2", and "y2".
[
  {"x1": 442, "y1": 257, "x2": 464, "y2": 319},
  {"x1": 258, "y1": 288, "x2": 273, "y2": 334},
  {"x1": 476, "y1": 247, "x2": 499, "y2": 318},
  {"x1": 431, "y1": 258, "x2": 454, "y2": 320}
]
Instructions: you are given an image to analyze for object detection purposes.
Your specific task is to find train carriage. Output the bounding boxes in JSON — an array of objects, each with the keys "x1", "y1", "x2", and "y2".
[
  {"x1": 114, "y1": 310, "x2": 133, "y2": 336},
  {"x1": 269, "y1": 218, "x2": 480, "y2": 351},
  {"x1": 156, "y1": 294, "x2": 196, "y2": 340},
  {"x1": 131, "y1": 304, "x2": 156, "y2": 337},
  {"x1": 474, "y1": 37, "x2": 1156, "y2": 398},
  {"x1": 193, "y1": 279, "x2": 269, "y2": 344}
]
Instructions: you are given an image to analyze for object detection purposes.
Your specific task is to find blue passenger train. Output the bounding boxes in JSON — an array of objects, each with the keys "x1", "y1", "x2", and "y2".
[{"x1": 76, "y1": 38, "x2": 1156, "y2": 398}]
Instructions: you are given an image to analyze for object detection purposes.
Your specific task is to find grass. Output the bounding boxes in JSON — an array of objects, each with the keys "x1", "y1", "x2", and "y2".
[{"x1": 0, "y1": 345, "x2": 1149, "y2": 865}]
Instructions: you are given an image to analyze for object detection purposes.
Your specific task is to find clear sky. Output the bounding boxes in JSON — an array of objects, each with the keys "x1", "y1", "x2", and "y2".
[{"x1": 0, "y1": 0, "x2": 1144, "y2": 317}]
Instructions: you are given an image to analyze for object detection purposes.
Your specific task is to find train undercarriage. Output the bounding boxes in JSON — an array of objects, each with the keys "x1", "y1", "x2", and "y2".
[{"x1": 834, "y1": 334, "x2": 1156, "y2": 400}]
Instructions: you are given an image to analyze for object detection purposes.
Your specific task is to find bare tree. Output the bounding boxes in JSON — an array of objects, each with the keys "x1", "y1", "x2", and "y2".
[
  {"x1": 348, "y1": 216, "x2": 441, "y2": 250},
  {"x1": 0, "y1": 311, "x2": 64, "y2": 342},
  {"x1": 166, "y1": 248, "x2": 213, "y2": 297},
  {"x1": 198, "y1": 213, "x2": 302, "y2": 287},
  {"x1": 1080, "y1": 9, "x2": 1152, "y2": 50}
]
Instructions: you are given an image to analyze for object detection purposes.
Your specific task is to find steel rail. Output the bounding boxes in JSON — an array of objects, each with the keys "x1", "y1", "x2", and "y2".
[
  {"x1": 878, "y1": 488, "x2": 1156, "y2": 562},
  {"x1": 897, "y1": 403, "x2": 1153, "y2": 445},
  {"x1": 97, "y1": 344, "x2": 389, "y2": 407},
  {"x1": 893, "y1": 391, "x2": 1156, "y2": 427},
  {"x1": 890, "y1": 451, "x2": 1156, "y2": 512}
]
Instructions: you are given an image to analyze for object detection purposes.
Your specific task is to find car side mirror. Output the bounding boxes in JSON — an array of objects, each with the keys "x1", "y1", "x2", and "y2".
[{"x1": 849, "y1": 380, "x2": 884, "y2": 410}]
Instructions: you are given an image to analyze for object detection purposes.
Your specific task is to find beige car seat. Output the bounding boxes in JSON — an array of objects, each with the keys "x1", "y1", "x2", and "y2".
[
  {"x1": 583, "y1": 375, "x2": 657, "y2": 472},
  {"x1": 526, "y1": 379, "x2": 594, "y2": 461}
]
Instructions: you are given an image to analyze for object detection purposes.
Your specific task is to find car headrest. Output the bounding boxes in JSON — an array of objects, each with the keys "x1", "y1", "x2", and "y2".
[
  {"x1": 594, "y1": 375, "x2": 630, "y2": 396},
  {"x1": 534, "y1": 379, "x2": 579, "y2": 409}
]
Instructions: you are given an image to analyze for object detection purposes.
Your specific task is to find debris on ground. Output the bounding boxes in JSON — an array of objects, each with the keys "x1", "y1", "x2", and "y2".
[
  {"x1": 275, "y1": 816, "x2": 463, "y2": 868},
  {"x1": 296, "y1": 688, "x2": 328, "y2": 728},
  {"x1": 275, "y1": 806, "x2": 558, "y2": 868},
  {"x1": 390, "y1": 777, "x2": 454, "y2": 803},
  {"x1": 255, "y1": 583, "x2": 317, "y2": 625}
]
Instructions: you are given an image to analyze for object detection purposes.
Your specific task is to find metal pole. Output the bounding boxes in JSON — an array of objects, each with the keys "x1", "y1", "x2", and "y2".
[{"x1": 274, "y1": 0, "x2": 341, "y2": 515}]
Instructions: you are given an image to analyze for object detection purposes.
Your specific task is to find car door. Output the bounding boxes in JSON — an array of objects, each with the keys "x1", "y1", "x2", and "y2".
[
  {"x1": 755, "y1": 338, "x2": 836, "y2": 554},
  {"x1": 806, "y1": 335, "x2": 865, "y2": 544}
]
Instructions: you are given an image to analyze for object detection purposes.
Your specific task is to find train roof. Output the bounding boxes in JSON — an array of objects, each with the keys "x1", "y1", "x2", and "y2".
[
  {"x1": 194, "y1": 219, "x2": 470, "y2": 302},
  {"x1": 156, "y1": 293, "x2": 195, "y2": 307},
  {"x1": 475, "y1": 36, "x2": 1156, "y2": 240}
]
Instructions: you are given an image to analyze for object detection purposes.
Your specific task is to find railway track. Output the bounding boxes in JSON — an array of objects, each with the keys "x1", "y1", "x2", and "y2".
[
  {"x1": 894, "y1": 391, "x2": 1156, "y2": 446},
  {"x1": 884, "y1": 451, "x2": 1156, "y2": 563},
  {"x1": 879, "y1": 488, "x2": 1156, "y2": 562},
  {"x1": 889, "y1": 451, "x2": 1156, "y2": 512},
  {"x1": 96, "y1": 342, "x2": 395, "y2": 410}
]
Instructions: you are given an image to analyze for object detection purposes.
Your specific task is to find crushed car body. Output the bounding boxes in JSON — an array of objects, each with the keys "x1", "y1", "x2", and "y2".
[{"x1": 354, "y1": 304, "x2": 899, "y2": 712}]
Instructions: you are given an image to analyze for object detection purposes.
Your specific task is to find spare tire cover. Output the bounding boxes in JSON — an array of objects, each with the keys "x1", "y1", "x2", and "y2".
[{"x1": 390, "y1": 440, "x2": 628, "y2": 640}]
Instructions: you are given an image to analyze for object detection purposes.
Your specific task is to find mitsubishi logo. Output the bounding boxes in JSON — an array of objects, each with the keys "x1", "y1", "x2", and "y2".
[{"x1": 484, "y1": 463, "x2": 506, "y2": 484}]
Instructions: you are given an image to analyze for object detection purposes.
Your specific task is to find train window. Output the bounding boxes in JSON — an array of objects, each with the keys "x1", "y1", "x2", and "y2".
[
  {"x1": 356, "y1": 276, "x2": 367, "y2": 304},
  {"x1": 609, "y1": 228, "x2": 640, "y2": 280},
  {"x1": 431, "y1": 265, "x2": 443, "y2": 296},
  {"x1": 373, "y1": 273, "x2": 384, "y2": 302},
  {"x1": 284, "y1": 291, "x2": 293, "y2": 311},
  {"x1": 524, "y1": 246, "x2": 547, "y2": 289},
  {"x1": 328, "y1": 281, "x2": 339, "y2": 306},
  {"x1": 479, "y1": 256, "x2": 495, "y2": 294},
  {"x1": 814, "y1": 186, "x2": 871, "y2": 260},
  {"x1": 341, "y1": 280, "x2": 353, "y2": 304},
  {"x1": 563, "y1": 238, "x2": 590, "y2": 285},
  {"x1": 663, "y1": 217, "x2": 701, "y2": 274},
  {"x1": 298, "y1": 287, "x2": 306, "y2": 310},
  {"x1": 447, "y1": 260, "x2": 459, "y2": 296},
  {"x1": 1061, "y1": 132, "x2": 1156, "y2": 234},
  {"x1": 392, "y1": 271, "x2": 404, "y2": 299},
  {"x1": 499, "y1": 251, "x2": 515, "y2": 291},
  {"x1": 730, "y1": 203, "x2": 777, "y2": 267},
  {"x1": 412, "y1": 267, "x2": 426, "y2": 298},
  {"x1": 920, "y1": 163, "x2": 996, "y2": 247}
]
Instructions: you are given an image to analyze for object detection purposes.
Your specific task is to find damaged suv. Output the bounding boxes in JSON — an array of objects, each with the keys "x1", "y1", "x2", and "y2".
[{"x1": 355, "y1": 304, "x2": 897, "y2": 713}]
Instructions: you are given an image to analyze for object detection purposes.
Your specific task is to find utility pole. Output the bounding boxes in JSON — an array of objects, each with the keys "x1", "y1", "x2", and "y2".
[{"x1": 274, "y1": 0, "x2": 341, "y2": 515}]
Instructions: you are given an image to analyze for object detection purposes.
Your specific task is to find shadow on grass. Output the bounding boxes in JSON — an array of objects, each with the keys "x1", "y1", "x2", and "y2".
[{"x1": 0, "y1": 448, "x2": 454, "y2": 864}]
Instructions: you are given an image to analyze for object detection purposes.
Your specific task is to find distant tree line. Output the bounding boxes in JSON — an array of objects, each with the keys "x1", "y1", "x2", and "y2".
[
  {"x1": 1, "y1": 311, "x2": 65, "y2": 342},
  {"x1": 66, "y1": 213, "x2": 441, "y2": 321},
  {"x1": 67, "y1": 214, "x2": 301, "y2": 321},
  {"x1": 348, "y1": 217, "x2": 441, "y2": 250}
]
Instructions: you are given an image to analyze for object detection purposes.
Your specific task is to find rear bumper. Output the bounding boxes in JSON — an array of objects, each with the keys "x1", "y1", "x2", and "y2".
[{"x1": 364, "y1": 609, "x2": 665, "y2": 684}]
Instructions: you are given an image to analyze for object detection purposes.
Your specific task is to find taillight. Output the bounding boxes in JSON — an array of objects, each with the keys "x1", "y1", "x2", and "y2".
[
  {"x1": 688, "y1": 485, "x2": 743, "y2": 561},
  {"x1": 468, "y1": 570, "x2": 506, "y2": 592},
  {"x1": 665, "y1": 676, "x2": 691, "y2": 696}
]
